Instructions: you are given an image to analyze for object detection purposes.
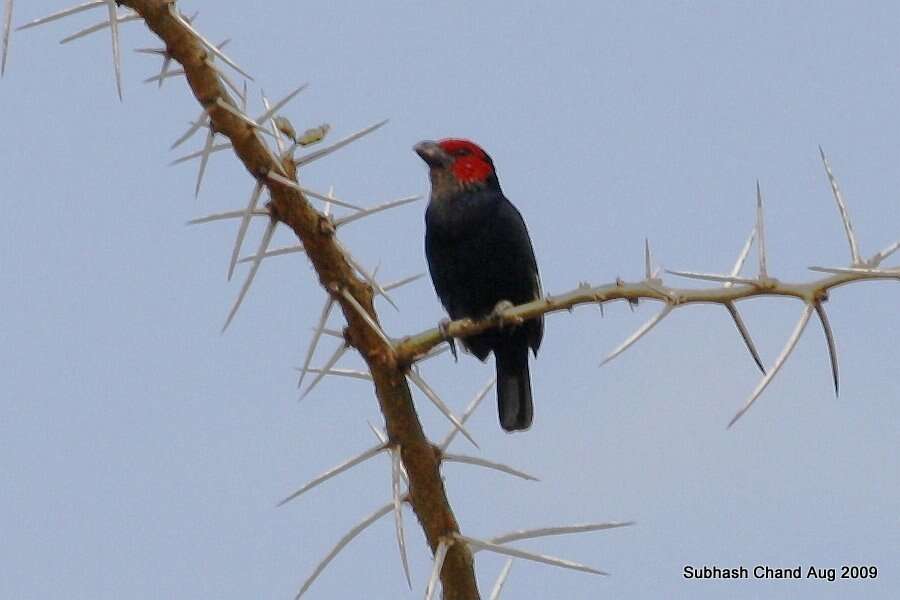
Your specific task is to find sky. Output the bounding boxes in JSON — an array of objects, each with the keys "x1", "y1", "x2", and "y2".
[{"x1": 2, "y1": 1, "x2": 898, "y2": 599}]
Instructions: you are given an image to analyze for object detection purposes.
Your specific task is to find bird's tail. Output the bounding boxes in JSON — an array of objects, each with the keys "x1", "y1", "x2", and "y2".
[{"x1": 495, "y1": 344, "x2": 533, "y2": 432}]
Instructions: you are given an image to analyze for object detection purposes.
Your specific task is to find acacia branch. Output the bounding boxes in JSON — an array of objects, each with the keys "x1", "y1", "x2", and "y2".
[
  {"x1": 396, "y1": 270, "x2": 899, "y2": 364},
  {"x1": 118, "y1": 2, "x2": 479, "y2": 597}
]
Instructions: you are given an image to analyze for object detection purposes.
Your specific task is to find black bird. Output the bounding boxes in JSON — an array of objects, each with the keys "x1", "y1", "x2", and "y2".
[{"x1": 415, "y1": 138, "x2": 543, "y2": 432}]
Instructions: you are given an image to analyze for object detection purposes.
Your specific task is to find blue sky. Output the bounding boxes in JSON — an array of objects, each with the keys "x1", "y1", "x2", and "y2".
[{"x1": 2, "y1": 2, "x2": 898, "y2": 598}]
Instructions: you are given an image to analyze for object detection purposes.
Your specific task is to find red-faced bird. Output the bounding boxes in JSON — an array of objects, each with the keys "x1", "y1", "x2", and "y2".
[{"x1": 415, "y1": 139, "x2": 543, "y2": 432}]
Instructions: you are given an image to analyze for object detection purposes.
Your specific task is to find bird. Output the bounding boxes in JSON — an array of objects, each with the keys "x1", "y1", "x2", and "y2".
[{"x1": 415, "y1": 138, "x2": 543, "y2": 432}]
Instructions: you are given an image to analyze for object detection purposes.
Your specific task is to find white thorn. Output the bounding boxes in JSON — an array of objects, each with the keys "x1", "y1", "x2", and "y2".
[
  {"x1": 643, "y1": 238, "x2": 652, "y2": 280},
  {"x1": 294, "y1": 502, "x2": 394, "y2": 599},
  {"x1": 1, "y1": 0, "x2": 12, "y2": 76},
  {"x1": 727, "y1": 225, "x2": 756, "y2": 285},
  {"x1": 600, "y1": 304, "x2": 673, "y2": 366},
  {"x1": 300, "y1": 343, "x2": 348, "y2": 400},
  {"x1": 819, "y1": 146, "x2": 862, "y2": 266},
  {"x1": 168, "y1": 4, "x2": 253, "y2": 80},
  {"x1": 187, "y1": 208, "x2": 269, "y2": 225},
  {"x1": 266, "y1": 171, "x2": 364, "y2": 211},
  {"x1": 155, "y1": 55, "x2": 172, "y2": 88},
  {"x1": 417, "y1": 344, "x2": 450, "y2": 363},
  {"x1": 367, "y1": 422, "x2": 388, "y2": 445},
  {"x1": 439, "y1": 377, "x2": 495, "y2": 451},
  {"x1": 323, "y1": 185, "x2": 334, "y2": 217},
  {"x1": 340, "y1": 288, "x2": 394, "y2": 349},
  {"x1": 59, "y1": 11, "x2": 139, "y2": 44},
  {"x1": 302, "y1": 367, "x2": 371, "y2": 381},
  {"x1": 808, "y1": 265, "x2": 900, "y2": 276},
  {"x1": 424, "y1": 539, "x2": 450, "y2": 600},
  {"x1": 237, "y1": 243, "x2": 304, "y2": 264},
  {"x1": 728, "y1": 303, "x2": 814, "y2": 428},
  {"x1": 391, "y1": 451, "x2": 412, "y2": 589},
  {"x1": 171, "y1": 109, "x2": 210, "y2": 149},
  {"x1": 170, "y1": 141, "x2": 232, "y2": 166},
  {"x1": 297, "y1": 298, "x2": 335, "y2": 389},
  {"x1": 206, "y1": 58, "x2": 245, "y2": 103},
  {"x1": 756, "y1": 181, "x2": 768, "y2": 278},
  {"x1": 407, "y1": 370, "x2": 479, "y2": 449},
  {"x1": 367, "y1": 426, "x2": 411, "y2": 487},
  {"x1": 222, "y1": 219, "x2": 276, "y2": 332},
  {"x1": 442, "y1": 453, "x2": 539, "y2": 481},
  {"x1": 488, "y1": 560, "x2": 514, "y2": 600},
  {"x1": 490, "y1": 522, "x2": 635, "y2": 545},
  {"x1": 457, "y1": 533, "x2": 607, "y2": 576},
  {"x1": 664, "y1": 269, "x2": 759, "y2": 286},
  {"x1": 294, "y1": 120, "x2": 389, "y2": 166},
  {"x1": 261, "y1": 92, "x2": 285, "y2": 155},
  {"x1": 869, "y1": 239, "x2": 900, "y2": 267},
  {"x1": 133, "y1": 47, "x2": 167, "y2": 55},
  {"x1": 726, "y1": 302, "x2": 766, "y2": 375},
  {"x1": 278, "y1": 443, "x2": 386, "y2": 507},
  {"x1": 255, "y1": 84, "x2": 308, "y2": 124},
  {"x1": 105, "y1": 0, "x2": 122, "y2": 100},
  {"x1": 333, "y1": 195, "x2": 423, "y2": 228},
  {"x1": 383, "y1": 272, "x2": 426, "y2": 292},
  {"x1": 227, "y1": 182, "x2": 264, "y2": 280},
  {"x1": 143, "y1": 65, "x2": 184, "y2": 84},
  {"x1": 339, "y1": 244, "x2": 399, "y2": 310},
  {"x1": 16, "y1": 1, "x2": 104, "y2": 31},
  {"x1": 214, "y1": 97, "x2": 268, "y2": 134},
  {"x1": 194, "y1": 128, "x2": 216, "y2": 198},
  {"x1": 814, "y1": 302, "x2": 840, "y2": 397}
]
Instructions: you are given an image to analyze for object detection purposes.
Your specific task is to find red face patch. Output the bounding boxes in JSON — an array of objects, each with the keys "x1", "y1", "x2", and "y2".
[{"x1": 438, "y1": 139, "x2": 494, "y2": 184}]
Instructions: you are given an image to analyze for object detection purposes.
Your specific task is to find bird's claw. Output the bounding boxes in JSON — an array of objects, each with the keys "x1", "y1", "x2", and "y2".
[
  {"x1": 438, "y1": 318, "x2": 458, "y2": 362},
  {"x1": 491, "y1": 300, "x2": 521, "y2": 327}
]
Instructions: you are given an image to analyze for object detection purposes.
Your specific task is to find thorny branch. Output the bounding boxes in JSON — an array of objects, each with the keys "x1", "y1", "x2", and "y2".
[
  {"x1": 101, "y1": 1, "x2": 477, "y2": 597},
  {"x1": 8, "y1": 1, "x2": 899, "y2": 598}
]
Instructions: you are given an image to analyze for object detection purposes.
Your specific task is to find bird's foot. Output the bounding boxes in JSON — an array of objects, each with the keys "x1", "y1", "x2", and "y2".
[
  {"x1": 491, "y1": 300, "x2": 522, "y2": 327},
  {"x1": 438, "y1": 318, "x2": 458, "y2": 362}
]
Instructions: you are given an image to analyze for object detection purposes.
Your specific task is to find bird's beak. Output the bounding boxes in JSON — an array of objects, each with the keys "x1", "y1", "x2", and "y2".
[{"x1": 414, "y1": 141, "x2": 451, "y2": 168}]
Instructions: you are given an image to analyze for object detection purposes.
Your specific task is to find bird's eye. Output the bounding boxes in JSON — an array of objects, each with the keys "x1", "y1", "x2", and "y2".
[{"x1": 452, "y1": 148, "x2": 470, "y2": 157}]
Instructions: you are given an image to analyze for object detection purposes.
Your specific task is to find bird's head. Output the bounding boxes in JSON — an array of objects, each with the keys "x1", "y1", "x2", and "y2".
[{"x1": 414, "y1": 138, "x2": 499, "y2": 198}]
